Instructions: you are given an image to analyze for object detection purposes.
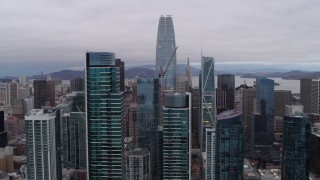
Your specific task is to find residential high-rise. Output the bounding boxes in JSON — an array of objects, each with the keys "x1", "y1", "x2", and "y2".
[
  {"x1": 217, "y1": 74, "x2": 235, "y2": 110},
  {"x1": 25, "y1": 108, "x2": 62, "y2": 180},
  {"x1": 126, "y1": 147, "x2": 151, "y2": 180},
  {"x1": 300, "y1": 79, "x2": 320, "y2": 113},
  {"x1": 282, "y1": 115, "x2": 310, "y2": 180},
  {"x1": 200, "y1": 56, "x2": 215, "y2": 152},
  {"x1": 33, "y1": 80, "x2": 55, "y2": 108},
  {"x1": 136, "y1": 78, "x2": 160, "y2": 178},
  {"x1": 115, "y1": 59, "x2": 125, "y2": 92},
  {"x1": 70, "y1": 78, "x2": 84, "y2": 92},
  {"x1": 162, "y1": 93, "x2": 191, "y2": 179},
  {"x1": 215, "y1": 109, "x2": 243, "y2": 180},
  {"x1": 85, "y1": 52, "x2": 124, "y2": 179},
  {"x1": 0, "y1": 110, "x2": 8, "y2": 147},
  {"x1": 155, "y1": 15, "x2": 176, "y2": 90}
]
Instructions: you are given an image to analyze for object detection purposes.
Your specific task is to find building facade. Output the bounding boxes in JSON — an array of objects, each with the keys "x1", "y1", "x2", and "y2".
[
  {"x1": 282, "y1": 115, "x2": 310, "y2": 180},
  {"x1": 255, "y1": 77, "x2": 274, "y2": 144},
  {"x1": 155, "y1": 15, "x2": 176, "y2": 90},
  {"x1": 126, "y1": 147, "x2": 151, "y2": 180},
  {"x1": 201, "y1": 56, "x2": 215, "y2": 152},
  {"x1": 162, "y1": 93, "x2": 191, "y2": 179},
  {"x1": 217, "y1": 74, "x2": 235, "y2": 111},
  {"x1": 33, "y1": 80, "x2": 55, "y2": 108},
  {"x1": 25, "y1": 108, "x2": 62, "y2": 180},
  {"x1": 215, "y1": 109, "x2": 244, "y2": 180},
  {"x1": 86, "y1": 52, "x2": 124, "y2": 179},
  {"x1": 70, "y1": 78, "x2": 84, "y2": 92},
  {"x1": 136, "y1": 78, "x2": 160, "y2": 178},
  {"x1": 62, "y1": 112, "x2": 86, "y2": 169}
]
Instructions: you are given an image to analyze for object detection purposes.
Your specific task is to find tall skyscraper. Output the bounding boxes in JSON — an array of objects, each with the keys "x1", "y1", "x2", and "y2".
[
  {"x1": 282, "y1": 115, "x2": 310, "y2": 180},
  {"x1": 162, "y1": 93, "x2": 191, "y2": 179},
  {"x1": 33, "y1": 80, "x2": 55, "y2": 108},
  {"x1": 0, "y1": 110, "x2": 8, "y2": 147},
  {"x1": 85, "y1": 52, "x2": 124, "y2": 179},
  {"x1": 155, "y1": 15, "x2": 176, "y2": 90},
  {"x1": 25, "y1": 108, "x2": 62, "y2": 180},
  {"x1": 255, "y1": 77, "x2": 274, "y2": 144},
  {"x1": 300, "y1": 79, "x2": 320, "y2": 113},
  {"x1": 200, "y1": 56, "x2": 215, "y2": 152},
  {"x1": 215, "y1": 109, "x2": 243, "y2": 180},
  {"x1": 240, "y1": 87, "x2": 256, "y2": 156},
  {"x1": 62, "y1": 112, "x2": 86, "y2": 169},
  {"x1": 217, "y1": 74, "x2": 235, "y2": 111},
  {"x1": 136, "y1": 78, "x2": 160, "y2": 178}
]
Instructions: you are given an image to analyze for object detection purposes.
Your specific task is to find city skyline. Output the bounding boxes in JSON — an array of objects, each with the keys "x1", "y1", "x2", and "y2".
[{"x1": 1, "y1": 0, "x2": 320, "y2": 76}]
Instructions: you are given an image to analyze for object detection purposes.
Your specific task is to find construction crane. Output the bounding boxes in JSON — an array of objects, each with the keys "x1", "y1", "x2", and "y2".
[{"x1": 158, "y1": 47, "x2": 178, "y2": 78}]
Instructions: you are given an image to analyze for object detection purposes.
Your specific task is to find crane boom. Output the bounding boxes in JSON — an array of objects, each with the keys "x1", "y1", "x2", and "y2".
[{"x1": 159, "y1": 47, "x2": 178, "y2": 78}]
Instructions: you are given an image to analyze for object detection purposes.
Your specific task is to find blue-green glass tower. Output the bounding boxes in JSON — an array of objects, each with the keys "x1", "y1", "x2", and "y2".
[
  {"x1": 255, "y1": 77, "x2": 274, "y2": 144},
  {"x1": 136, "y1": 78, "x2": 160, "y2": 178},
  {"x1": 216, "y1": 109, "x2": 244, "y2": 180},
  {"x1": 282, "y1": 115, "x2": 310, "y2": 180},
  {"x1": 162, "y1": 93, "x2": 191, "y2": 179},
  {"x1": 85, "y1": 52, "x2": 124, "y2": 179},
  {"x1": 155, "y1": 15, "x2": 176, "y2": 90}
]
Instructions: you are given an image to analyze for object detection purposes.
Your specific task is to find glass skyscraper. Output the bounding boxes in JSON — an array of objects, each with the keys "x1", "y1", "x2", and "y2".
[
  {"x1": 282, "y1": 115, "x2": 310, "y2": 180},
  {"x1": 136, "y1": 78, "x2": 160, "y2": 178},
  {"x1": 86, "y1": 52, "x2": 124, "y2": 179},
  {"x1": 201, "y1": 56, "x2": 215, "y2": 151},
  {"x1": 216, "y1": 109, "x2": 244, "y2": 180},
  {"x1": 155, "y1": 15, "x2": 176, "y2": 91},
  {"x1": 162, "y1": 93, "x2": 191, "y2": 179},
  {"x1": 255, "y1": 77, "x2": 274, "y2": 144}
]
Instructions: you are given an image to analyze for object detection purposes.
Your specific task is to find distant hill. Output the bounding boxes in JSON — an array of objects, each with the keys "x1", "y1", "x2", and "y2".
[
  {"x1": 126, "y1": 67, "x2": 155, "y2": 78},
  {"x1": 5, "y1": 65, "x2": 320, "y2": 81},
  {"x1": 30, "y1": 70, "x2": 84, "y2": 80}
]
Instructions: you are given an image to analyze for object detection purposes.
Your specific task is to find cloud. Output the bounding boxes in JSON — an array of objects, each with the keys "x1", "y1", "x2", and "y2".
[{"x1": 0, "y1": 0, "x2": 320, "y2": 75}]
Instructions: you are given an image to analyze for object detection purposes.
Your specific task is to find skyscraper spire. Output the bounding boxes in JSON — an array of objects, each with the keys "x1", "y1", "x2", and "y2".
[{"x1": 186, "y1": 57, "x2": 192, "y2": 88}]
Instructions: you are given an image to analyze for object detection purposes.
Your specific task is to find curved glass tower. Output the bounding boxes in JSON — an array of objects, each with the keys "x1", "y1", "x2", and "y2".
[{"x1": 155, "y1": 15, "x2": 176, "y2": 90}]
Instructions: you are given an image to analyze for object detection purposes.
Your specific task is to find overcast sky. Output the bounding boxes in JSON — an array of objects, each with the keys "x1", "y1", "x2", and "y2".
[{"x1": 1, "y1": 0, "x2": 320, "y2": 76}]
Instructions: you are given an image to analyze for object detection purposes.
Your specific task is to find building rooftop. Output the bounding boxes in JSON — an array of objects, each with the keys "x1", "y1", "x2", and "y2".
[
  {"x1": 217, "y1": 109, "x2": 242, "y2": 120},
  {"x1": 258, "y1": 169, "x2": 281, "y2": 180},
  {"x1": 25, "y1": 108, "x2": 57, "y2": 120}
]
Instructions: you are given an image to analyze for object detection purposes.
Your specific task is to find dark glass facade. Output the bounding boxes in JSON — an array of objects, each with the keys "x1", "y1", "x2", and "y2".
[
  {"x1": 136, "y1": 78, "x2": 160, "y2": 178},
  {"x1": 217, "y1": 74, "x2": 235, "y2": 110},
  {"x1": 216, "y1": 109, "x2": 244, "y2": 180},
  {"x1": 282, "y1": 115, "x2": 310, "y2": 180},
  {"x1": 255, "y1": 77, "x2": 274, "y2": 144}
]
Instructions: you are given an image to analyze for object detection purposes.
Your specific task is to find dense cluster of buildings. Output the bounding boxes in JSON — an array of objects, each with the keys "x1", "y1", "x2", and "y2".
[{"x1": 0, "y1": 15, "x2": 319, "y2": 180}]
